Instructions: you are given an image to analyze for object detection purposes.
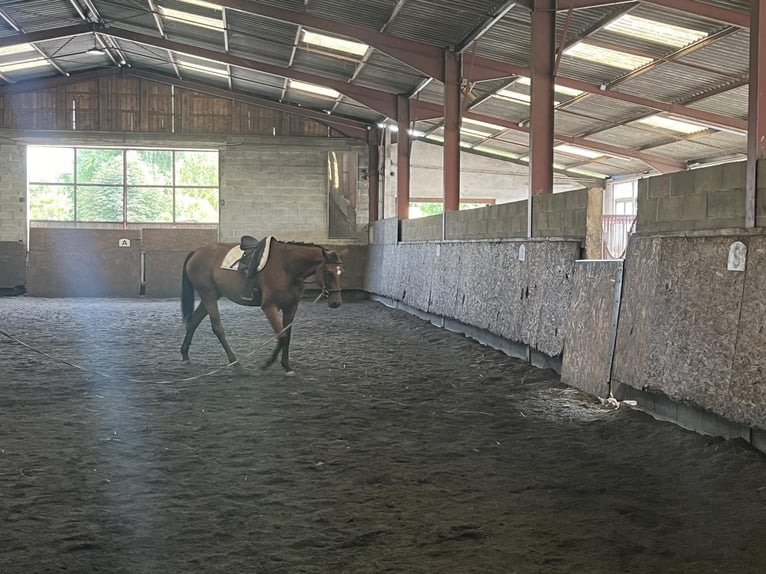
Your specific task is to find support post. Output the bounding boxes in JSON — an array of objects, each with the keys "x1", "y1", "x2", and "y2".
[
  {"x1": 397, "y1": 95, "x2": 411, "y2": 220},
  {"x1": 528, "y1": 0, "x2": 556, "y2": 236},
  {"x1": 747, "y1": 0, "x2": 766, "y2": 228},
  {"x1": 368, "y1": 127, "x2": 380, "y2": 223},
  {"x1": 444, "y1": 49, "x2": 461, "y2": 213}
]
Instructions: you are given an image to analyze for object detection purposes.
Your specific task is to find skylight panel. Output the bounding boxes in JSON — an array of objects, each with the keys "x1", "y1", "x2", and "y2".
[
  {"x1": 473, "y1": 145, "x2": 519, "y2": 159},
  {"x1": 178, "y1": 0, "x2": 221, "y2": 9},
  {"x1": 301, "y1": 30, "x2": 368, "y2": 57},
  {"x1": 516, "y1": 77, "x2": 582, "y2": 97},
  {"x1": 289, "y1": 80, "x2": 340, "y2": 99},
  {"x1": 494, "y1": 89, "x2": 560, "y2": 107},
  {"x1": 564, "y1": 42, "x2": 653, "y2": 71},
  {"x1": 606, "y1": 15, "x2": 707, "y2": 48},
  {"x1": 555, "y1": 144, "x2": 604, "y2": 159},
  {"x1": 566, "y1": 166, "x2": 606, "y2": 178},
  {"x1": 160, "y1": 6, "x2": 223, "y2": 30},
  {"x1": 177, "y1": 59, "x2": 228, "y2": 78},
  {"x1": 635, "y1": 115, "x2": 707, "y2": 134},
  {"x1": 495, "y1": 89, "x2": 531, "y2": 104},
  {"x1": 0, "y1": 43, "x2": 37, "y2": 57},
  {"x1": 0, "y1": 58, "x2": 49, "y2": 73},
  {"x1": 463, "y1": 117, "x2": 505, "y2": 132},
  {"x1": 461, "y1": 127, "x2": 494, "y2": 138}
]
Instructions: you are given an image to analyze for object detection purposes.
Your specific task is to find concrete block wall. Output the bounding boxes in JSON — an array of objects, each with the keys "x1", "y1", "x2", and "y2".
[
  {"x1": 531, "y1": 188, "x2": 590, "y2": 238},
  {"x1": 220, "y1": 138, "x2": 368, "y2": 244},
  {"x1": 401, "y1": 214, "x2": 442, "y2": 241},
  {"x1": 370, "y1": 218, "x2": 398, "y2": 245},
  {"x1": 0, "y1": 144, "x2": 27, "y2": 289},
  {"x1": 446, "y1": 200, "x2": 527, "y2": 239},
  {"x1": 394, "y1": 188, "x2": 595, "y2": 246},
  {"x1": 636, "y1": 161, "x2": 766, "y2": 233}
]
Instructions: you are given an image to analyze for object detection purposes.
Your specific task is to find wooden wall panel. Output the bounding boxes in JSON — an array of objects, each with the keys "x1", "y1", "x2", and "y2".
[
  {"x1": 99, "y1": 76, "x2": 140, "y2": 132},
  {"x1": 140, "y1": 80, "x2": 173, "y2": 133},
  {"x1": 177, "y1": 89, "x2": 232, "y2": 134},
  {"x1": 67, "y1": 81, "x2": 100, "y2": 131},
  {"x1": 4, "y1": 90, "x2": 67, "y2": 130},
  {"x1": 0, "y1": 78, "x2": 354, "y2": 138},
  {"x1": 233, "y1": 102, "x2": 282, "y2": 136},
  {"x1": 28, "y1": 228, "x2": 142, "y2": 297}
]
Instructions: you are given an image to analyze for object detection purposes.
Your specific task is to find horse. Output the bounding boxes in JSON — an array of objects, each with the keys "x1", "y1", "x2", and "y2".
[{"x1": 180, "y1": 237, "x2": 343, "y2": 375}]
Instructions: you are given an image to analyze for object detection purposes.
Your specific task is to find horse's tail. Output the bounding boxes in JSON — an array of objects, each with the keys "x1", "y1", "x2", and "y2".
[{"x1": 181, "y1": 251, "x2": 196, "y2": 325}]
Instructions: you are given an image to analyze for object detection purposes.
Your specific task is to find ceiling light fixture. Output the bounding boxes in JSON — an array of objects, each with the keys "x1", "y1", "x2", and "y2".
[{"x1": 86, "y1": 32, "x2": 104, "y2": 56}]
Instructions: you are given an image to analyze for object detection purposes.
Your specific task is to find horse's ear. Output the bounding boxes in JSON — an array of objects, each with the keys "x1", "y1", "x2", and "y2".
[{"x1": 324, "y1": 250, "x2": 342, "y2": 264}]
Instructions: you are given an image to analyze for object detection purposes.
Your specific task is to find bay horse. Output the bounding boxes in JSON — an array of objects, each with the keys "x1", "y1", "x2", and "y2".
[{"x1": 180, "y1": 237, "x2": 343, "y2": 375}]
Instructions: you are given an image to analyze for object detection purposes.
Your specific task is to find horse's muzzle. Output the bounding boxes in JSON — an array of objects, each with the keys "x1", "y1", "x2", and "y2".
[{"x1": 328, "y1": 292, "x2": 342, "y2": 308}]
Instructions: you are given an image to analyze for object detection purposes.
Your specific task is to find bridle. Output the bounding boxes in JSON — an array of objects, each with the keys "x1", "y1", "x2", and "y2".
[{"x1": 303, "y1": 256, "x2": 343, "y2": 300}]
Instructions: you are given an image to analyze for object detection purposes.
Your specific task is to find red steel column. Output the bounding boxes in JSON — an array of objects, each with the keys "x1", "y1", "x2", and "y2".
[
  {"x1": 746, "y1": 0, "x2": 766, "y2": 228},
  {"x1": 368, "y1": 127, "x2": 380, "y2": 222},
  {"x1": 529, "y1": 0, "x2": 556, "y2": 235},
  {"x1": 444, "y1": 49, "x2": 461, "y2": 212},
  {"x1": 397, "y1": 95, "x2": 411, "y2": 220}
]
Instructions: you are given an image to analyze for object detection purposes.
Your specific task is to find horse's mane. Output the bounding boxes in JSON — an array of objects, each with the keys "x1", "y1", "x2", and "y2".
[{"x1": 279, "y1": 240, "x2": 342, "y2": 263}]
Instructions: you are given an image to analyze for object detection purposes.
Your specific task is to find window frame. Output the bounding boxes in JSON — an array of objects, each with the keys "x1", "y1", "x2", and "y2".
[{"x1": 27, "y1": 146, "x2": 220, "y2": 225}]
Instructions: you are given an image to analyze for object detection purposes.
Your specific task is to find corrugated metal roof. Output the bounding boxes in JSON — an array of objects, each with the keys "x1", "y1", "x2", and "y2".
[
  {"x1": 385, "y1": 0, "x2": 501, "y2": 48},
  {"x1": 291, "y1": 48, "x2": 359, "y2": 81},
  {"x1": 616, "y1": 63, "x2": 735, "y2": 103},
  {"x1": 306, "y1": 0, "x2": 394, "y2": 30},
  {"x1": 0, "y1": 0, "x2": 753, "y2": 179},
  {"x1": 688, "y1": 84, "x2": 748, "y2": 119},
  {"x1": 353, "y1": 51, "x2": 424, "y2": 95},
  {"x1": 0, "y1": 0, "x2": 81, "y2": 32}
]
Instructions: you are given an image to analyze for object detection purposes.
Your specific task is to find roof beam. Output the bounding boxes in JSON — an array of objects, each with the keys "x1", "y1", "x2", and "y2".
[
  {"x1": 103, "y1": 25, "x2": 397, "y2": 118},
  {"x1": 514, "y1": 0, "x2": 748, "y2": 27},
  {"x1": 554, "y1": 75, "x2": 747, "y2": 133},
  {"x1": 460, "y1": 50, "x2": 745, "y2": 132},
  {"x1": 456, "y1": 0, "x2": 518, "y2": 53},
  {"x1": 203, "y1": 0, "x2": 444, "y2": 80},
  {"x1": 411, "y1": 99, "x2": 685, "y2": 173},
  {"x1": 0, "y1": 24, "x2": 93, "y2": 49},
  {"x1": 645, "y1": 0, "x2": 748, "y2": 28},
  {"x1": 0, "y1": 24, "x2": 745, "y2": 133},
  {"x1": 0, "y1": 8, "x2": 69, "y2": 78}
]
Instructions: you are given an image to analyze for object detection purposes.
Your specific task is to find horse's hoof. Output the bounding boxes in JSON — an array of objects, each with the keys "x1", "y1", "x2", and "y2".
[{"x1": 284, "y1": 370, "x2": 296, "y2": 377}]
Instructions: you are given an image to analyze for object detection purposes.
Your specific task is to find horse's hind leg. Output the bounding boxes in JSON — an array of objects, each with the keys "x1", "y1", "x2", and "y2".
[
  {"x1": 202, "y1": 295, "x2": 241, "y2": 367},
  {"x1": 181, "y1": 301, "x2": 209, "y2": 362}
]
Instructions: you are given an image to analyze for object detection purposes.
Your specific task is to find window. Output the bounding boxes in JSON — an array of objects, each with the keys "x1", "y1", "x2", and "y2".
[
  {"x1": 327, "y1": 151, "x2": 358, "y2": 238},
  {"x1": 409, "y1": 200, "x2": 495, "y2": 218},
  {"x1": 611, "y1": 180, "x2": 637, "y2": 215},
  {"x1": 28, "y1": 147, "x2": 219, "y2": 224}
]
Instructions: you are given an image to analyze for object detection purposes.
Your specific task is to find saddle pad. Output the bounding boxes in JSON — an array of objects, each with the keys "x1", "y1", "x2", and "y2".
[{"x1": 220, "y1": 236, "x2": 273, "y2": 273}]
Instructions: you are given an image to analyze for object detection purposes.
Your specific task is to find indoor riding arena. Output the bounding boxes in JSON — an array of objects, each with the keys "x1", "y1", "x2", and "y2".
[{"x1": 2, "y1": 1, "x2": 766, "y2": 573}]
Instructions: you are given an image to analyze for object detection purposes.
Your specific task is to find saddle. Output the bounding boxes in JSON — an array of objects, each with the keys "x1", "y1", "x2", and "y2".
[
  {"x1": 235, "y1": 235, "x2": 269, "y2": 278},
  {"x1": 231, "y1": 235, "x2": 272, "y2": 304}
]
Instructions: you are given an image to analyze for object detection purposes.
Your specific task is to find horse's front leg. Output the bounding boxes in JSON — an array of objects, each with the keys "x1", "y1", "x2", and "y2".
[
  {"x1": 260, "y1": 303, "x2": 294, "y2": 375},
  {"x1": 202, "y1": 294, "x2": 241, "y2": 368},
  {"x1": 278, "y1": 301, "x2": 299, "y2": 374}
]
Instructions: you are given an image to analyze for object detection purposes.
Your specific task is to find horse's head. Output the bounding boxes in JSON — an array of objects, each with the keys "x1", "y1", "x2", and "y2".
[{"x1": 315, "y1": 249, "x2": 343, "y2": 308}]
